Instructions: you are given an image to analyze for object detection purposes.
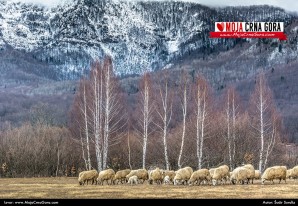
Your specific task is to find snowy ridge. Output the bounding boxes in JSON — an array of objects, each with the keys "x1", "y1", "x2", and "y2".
[{"x1": 0, "y1": 0, "x2": 295, "y2": 78}]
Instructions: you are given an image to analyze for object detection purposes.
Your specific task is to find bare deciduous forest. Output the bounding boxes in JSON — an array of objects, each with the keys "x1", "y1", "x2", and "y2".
[{"x1": 0, "y1": 57, "x2": 296, "y2": 178}]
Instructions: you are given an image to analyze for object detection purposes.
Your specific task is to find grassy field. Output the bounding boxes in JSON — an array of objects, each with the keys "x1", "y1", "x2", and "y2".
[{"x1": 0, "y1": 177, "x2": 297, "y2": 199}]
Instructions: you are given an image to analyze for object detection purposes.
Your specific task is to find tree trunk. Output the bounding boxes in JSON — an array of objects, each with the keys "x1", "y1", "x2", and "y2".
[
  {"x1": 178, "y1": 86, "x2": 187, "y2": 169},
  {"x1": 83, "y1": 82, "x2": 91, "y2": 170}
]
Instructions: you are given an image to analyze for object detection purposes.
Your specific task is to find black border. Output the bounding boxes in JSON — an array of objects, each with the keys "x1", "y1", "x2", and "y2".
[{"x1": 0, "y1": 199, "x2": 297, "y2": 206}]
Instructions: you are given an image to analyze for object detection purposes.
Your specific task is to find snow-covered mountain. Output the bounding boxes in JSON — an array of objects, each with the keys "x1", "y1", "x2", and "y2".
[{"x1": 0, "y1": 0, "x2": 295, "y2": 79}]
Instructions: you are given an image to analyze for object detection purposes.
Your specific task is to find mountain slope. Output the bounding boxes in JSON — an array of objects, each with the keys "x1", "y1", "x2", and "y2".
[
  {"x1": 0, "y1": 0, "x2": 298, "y2": 143},
  {"x1": 0, "y1": 0, "x2": 295, "y2": 79}
]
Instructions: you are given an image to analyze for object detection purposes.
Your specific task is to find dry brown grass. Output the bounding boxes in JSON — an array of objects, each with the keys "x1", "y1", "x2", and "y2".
[{"x1": 0, "y1": 177, "x2": 297, "y2": 199}]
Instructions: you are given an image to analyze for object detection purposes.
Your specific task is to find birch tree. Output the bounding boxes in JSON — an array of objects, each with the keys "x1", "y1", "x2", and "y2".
[
  {"x1": 193, "y1": 76, "x2": 210, "y2": 169},
  {"x1": 250, "y1": 73, "x2": 279, "y2": 172},
  {"x1": 136, "y1": 73, "x2": 154, "y2": 169},
  {"x1": 224, "y1": 87, "x2": 240, "y2": 170},
  {"x1": 90, "y1": 62, "x2": 103, "y2": 172},
  {"x1": 263, "y1": 110, "x2": 280, "y2": 168},
  {"x1": 70, "y1": 57, "x2": 124, "y2": 171},
  {"x1": 77, "y1": 79, "x2": 92, "y2": 170},
  {"x1": 177, "y1": 71, "x2": 190, "y2": 169},
  {"x1": 155, "y1": 72, "x2": 172, "y2": 170},
  {"x1": 102, "y1": 57, "x2": 124, "y2": 170}
]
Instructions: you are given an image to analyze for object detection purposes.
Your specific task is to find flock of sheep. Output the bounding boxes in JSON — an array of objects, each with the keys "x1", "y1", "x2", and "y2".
[{"x1": 78, "y1": 164, "x2": 298, "y2": 186}]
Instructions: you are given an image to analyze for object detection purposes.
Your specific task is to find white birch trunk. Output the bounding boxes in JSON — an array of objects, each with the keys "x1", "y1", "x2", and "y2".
[
  {"x1": 80, "y1": 132, "x2": 88, "y2": 170},
  {"x1": 127, "y1": 130, "x2": 132, "y2": 170},
  {"x1": 199, "y1": 90, "x2": 206, "y2": 169},
  {"x1": 142, "y1": 81, "x2": 149, "y2": 169},
  {"x1": 157, "y1": 80, "x2": 171, "y2": 170},
  {"x1": 259, "y1": 80, "x2": 264, "y2": 173},
  {"x1": 103, "y1": 64, "x2": 110, "y2": 170},
  {"x1": 196, "y1": 86, "x2": 201, "y2": 169},
  {"x1": 263, "y1": 120, "x2": 276, "y2": 169},
  {"x1": 98, "y1": 68, "x2": 103, "y2": 171},
  {"x1": 226, "y1": 92, "x2": 232, "y2": 170},
  {"x1": 83, "y1": 82, "x2": 91, "y2": 170},
  {"x1": 195, "y1": 82, "x2": 207, "y2": 170},
  {"x1": 232, "y1": 91, "x2": 236, "y2": 169},
  {"x1": 178, "y1": 85, "x2": 187, "y2": 169},
  {"x1": 93, "y1": 70, "x2": 103, "y2": 172}
]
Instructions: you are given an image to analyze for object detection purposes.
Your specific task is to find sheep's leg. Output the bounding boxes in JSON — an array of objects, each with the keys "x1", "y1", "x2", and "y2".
[{"x1": 198, "y1": 180, "x2": 202, "y2": 185}]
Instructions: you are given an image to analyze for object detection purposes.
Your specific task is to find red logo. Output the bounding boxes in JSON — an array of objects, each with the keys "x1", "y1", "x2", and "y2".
[
  {"x1": 210, "y1": 22, "x2": 287, "y2": 40},
  {"x1": 216, "y1": 22, "x2": 224, "y2": 32}
]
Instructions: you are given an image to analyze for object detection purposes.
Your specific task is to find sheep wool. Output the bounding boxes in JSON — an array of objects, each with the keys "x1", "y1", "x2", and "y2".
[
  {"x1": 261, "y1": 166, "x2": 287, "y2": 184},
  {"x1": 78, "y1": 170, "x2": 98, "y2": 186},
  {"x1": 97, "y1": 169, "x2": 115, "y2": 185}
]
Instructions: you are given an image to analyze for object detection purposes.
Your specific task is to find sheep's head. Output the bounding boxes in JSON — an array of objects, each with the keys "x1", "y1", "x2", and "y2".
[
  {"x1": 261, "y1": 178, "x2": 266, "y2": 184},
  {"x1": 78, "y1": 179, "x2": 84, "y2": 185},
  {"x1": 174, "y1": 175, "x2": 182, "y2": 185},
  {"x1": 188, "y1": 179, "x2": 194, "y2": 186},
  {"x1": 212, "y1": 179, "x2": 217, "y2": 186}
]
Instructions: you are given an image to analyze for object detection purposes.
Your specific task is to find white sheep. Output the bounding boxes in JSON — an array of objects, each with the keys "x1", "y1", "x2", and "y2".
[
  {"x1": 127, "y1": 175, "x2": 138, "y2": 185},
  {"x1": 164, "y1": 175, "x2": 172, "y2": 185},
  {"x1": 78, "y1": 169, "x2": 98, "y2": 185},
  {"x1": 161, "y1": 170, "x2": 176, "y2": 183},
  {"x1": 126, "y1": 169, "x2": 148, "y2": 184},
  {"x1": 148, "y1": 167, "x2": 163, "y2": 185},
  {"x1": 287, "y1": 169, "x2": 293, "y2": 179},
  {"x1": 261, "y1": 166, "x2": 287, "y2": 184},
  {"x1": 97, "y1": 169, "x2": 115, "y2": 185},
  {"x1": 113, "y1": 169, "x2": 131, "y2": 184},
  {"x1": 209, "y1": 168, "x2": 216, "y2": 178},
  {"x1": 212, "y1": 165, "x2": 230, "y2": 186},
  {"x1": 254, "y1": 170, "x2": 261, "y2": 180},
  {"x1": 242, "y1": 164, "x2": 255, "y2": 184},
  {"x1": 188, "y1": 169, "x2": 211, "y2": 186},
  {"x1": 287, "y1": 166, "x2": 298, "y2": 179},
  {"x1": 174, "y1": 166, "x2": 193, "y2": 185},
  {"x1": 230, "y1": 167, "x2": 250, "y2": 185}
]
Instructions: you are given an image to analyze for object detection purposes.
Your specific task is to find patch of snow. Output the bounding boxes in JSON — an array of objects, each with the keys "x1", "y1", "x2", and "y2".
[
  {"x1": 168, "y1": 40, "x2": 179, "y2": 53},
  {"x1": 163, "y1": 63, "x2": 173, "y2": 70},
  {"x1": 268, "y1": 47, "x2": 282, "y2": 62},
  {"x1": 9, "y1": 0, "x2": 74, "y2": 8},
  {"x1": 100, "y1": 43, "x2": 114, "y2": 58},
  {"x1": 292, "y1": 26, "x2": 298, "y2": 32}
]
